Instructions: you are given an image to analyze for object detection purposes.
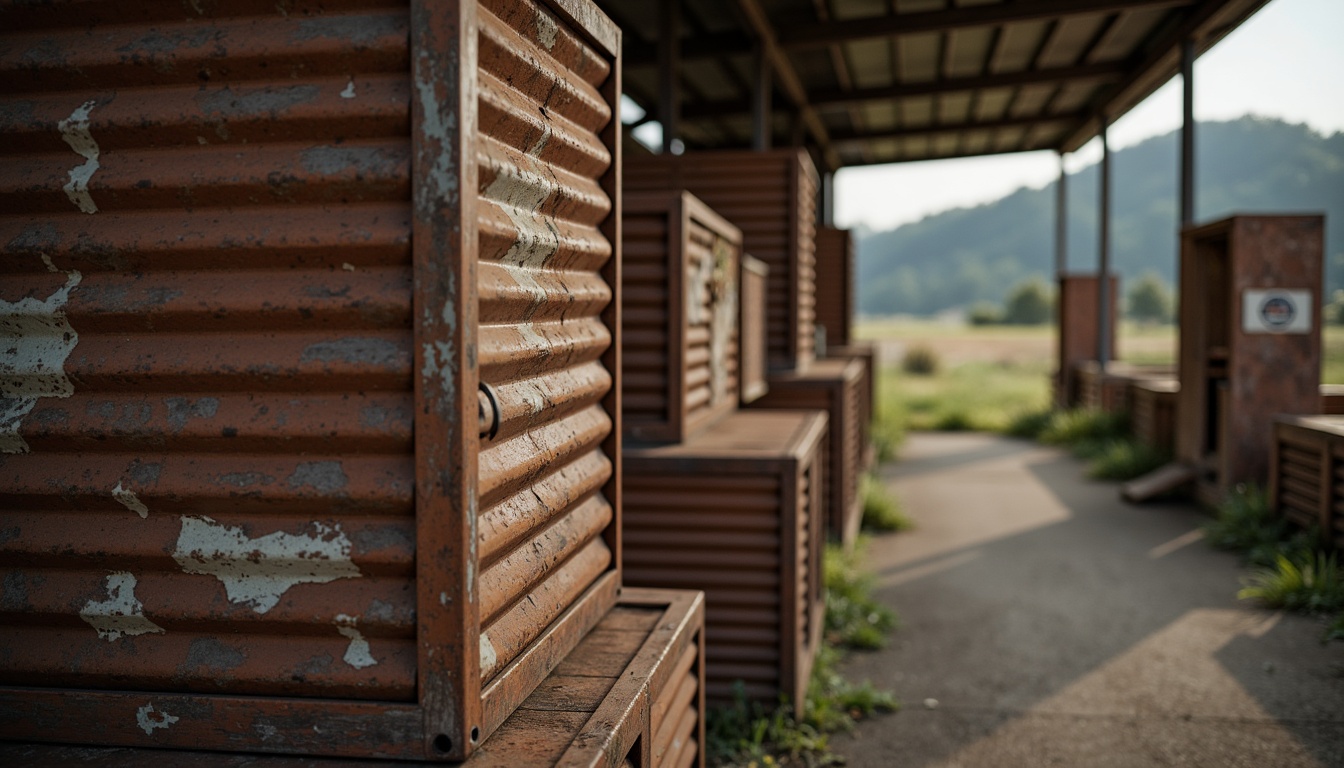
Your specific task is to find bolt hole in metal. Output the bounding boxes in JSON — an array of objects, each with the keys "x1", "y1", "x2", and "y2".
[
  {"x1": 471, "y1": 726, "x2": 480, "y2": 743},
  {"x1": 433, "y1": 734, "x2": 452, "y2": 754},
  {"x1": 478, "y1": 382, "x2": 502, "y2": 440}
]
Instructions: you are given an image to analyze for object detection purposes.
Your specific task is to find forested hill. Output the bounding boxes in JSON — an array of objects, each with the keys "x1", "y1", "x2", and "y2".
[{"x1": 856, "y1": 117, "x2": 1344, "y2": 317}]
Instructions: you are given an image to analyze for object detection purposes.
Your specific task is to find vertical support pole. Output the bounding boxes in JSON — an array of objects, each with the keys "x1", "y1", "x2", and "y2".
[
  {"x1": 752, "y1": 44, "x2": 771, "y2": 151},
  {"x1": 820, "y1": 171, "x2": 834, "y2": 229},
  {"x1": 658, "y1": 0, "x2": 680, "y2": 154},
  {"x1": 1180, "y1": 37, "x2": 1196, "y2": 227},
  {"x1": 1055, "y1": 152, "x2": 1067, "y2": 278},
  {"x1": 1097, "y1": 117, "x2": 1112, "y2": 371}
]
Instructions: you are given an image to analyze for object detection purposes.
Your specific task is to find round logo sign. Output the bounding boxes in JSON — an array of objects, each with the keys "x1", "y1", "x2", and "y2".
[{"x1": 1260, "y1": 296, "x2": 1296, "y2": 328}]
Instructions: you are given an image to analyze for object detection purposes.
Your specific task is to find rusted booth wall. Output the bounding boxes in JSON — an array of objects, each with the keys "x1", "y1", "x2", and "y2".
[
  {"x1": 624, "y1": 411, "x2": 827, "y2": 708},
  {"x1": 829, "y1": 342, "x2": 876, "y2": 468},
  {"x1": 1055, "y1": 275, "x2": 1117, "y2": 408},
  {"x1": 625, "y1": 149, "x2": 819, "y2": 373},
  {"x1": 1320, "y1": 384, "x2": 1344, "y2": 415},
  {"x1": 813, "y1": 227, "x2": 852, "y2": 349},
  {"x1": 0, "y1": 0, "x2": 622, "y2": 760},
  {"x1": 739, "y1": 255, "x2": 769, "y2": 404},
  {"x1": 1270, "y1": 417, "x2": 1344, "y2": 551},
  {"x1": 1130, "y1": 379, "x2": 1178, "y2": 453},
  {"x1": 752, "y1": 358, "x2": 864, "y2": 547},
  {"x1": 622, "y1": 191, "x2": 741, "y2": 444},
  {"x1": 1176, "y1": 216, "x2": 1323, "y2": 495}
]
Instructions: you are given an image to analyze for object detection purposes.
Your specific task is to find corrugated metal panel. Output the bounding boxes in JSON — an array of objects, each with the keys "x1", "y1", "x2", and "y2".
[
  {"x1": 1272, "y1": 417, "x2": 1344, "y2": 551},
  {"x1": 814, "y1": 227, "x2": 853, "y2": 348},
  {"x1": 624, "y1": 409, "x2": 827, "y2": 706},
  {"x1": 751, "y1": 358, "x2": 863, "y2": 546},
  {"x1": 740, "y1": 254, "x2": 769, "y2": 404},
  {"x1": 622, "y1": 191, "x2": 741, "y2": 443},
  {"x1": 625, "y1": 149, "x2": 819, "y2": 373},
  {"x1": 0, "y1": 0, "x2": 622, "y2": 760}
]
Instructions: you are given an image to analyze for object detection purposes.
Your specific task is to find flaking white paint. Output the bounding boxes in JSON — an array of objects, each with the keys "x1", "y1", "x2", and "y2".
[
  {"x1": 80, "y1": 572, "x2": 166, "y2": 641},
  {"x1": 1, "y1": 264, "x2": 82, "y2": 454},
  {"x1": 136, "y1": 704, "x2": 179, "y2": 736},
  {"x1": 535, "y1": 9, "x2": 559, "y2": 50},
  {"x1": 335, "y1": 613, "x2": 378, "y2": 669},
  {"x1": 340, "y1": 79, "x2": 357, "y2": 99},
  {"x1": 112, "y1": 482, "x2": 149, "y2": 518},
  {"x1": 479, "y1": 633, "x2": 497, "y2": 672},
  {"x1": 172, "y1": 515, "x2": 362, "y2": 614},
  {"x1": 58, "y1": 100, "x2": 100, "y2": 214}
]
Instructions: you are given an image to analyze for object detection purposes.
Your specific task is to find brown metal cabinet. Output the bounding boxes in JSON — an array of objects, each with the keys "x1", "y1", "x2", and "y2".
[
  {"x1": 740, "y1": 255, "x2": 770, "y2": 404},
  {"x1": 1056, "y1": 275, "x2": 1118, "y2": 408},
  {"x1": 1270, "y1": 416, "x2": 1344, "y2": 550},
  {"x1": 1130, "y1": 379, "x2": 1179, "y2": 453},
  {"x1": 0, "y1": 0, "x2": 689, "y2": 762},
  {"x1": 626, "y1": 149, "x2": 819, "y2": 373},
  {"x1": 1175, "y1": 215, "x2": 1324, "y2": 503},
  {"x1": 623, "y1": 191, "x2": 741, "y2": 443},
  {"x1": 815, "y1": 227, "x2": 876, "y2": 468},
  {"x1": 752, "y1": 358, "x2": 866, "y2": 546},
  {"x1": 624, "y1": 411, "x2": 827, "y2": 707}
]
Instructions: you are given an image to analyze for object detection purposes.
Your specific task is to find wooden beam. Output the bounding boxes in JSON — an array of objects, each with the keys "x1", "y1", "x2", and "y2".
[
  {"x1": 776, "y1": 0, "x2": 1193, "y2": 49},
  {"x1": 732, "y1": 0, "x2": 840, "y2": 170},
  {"x1": 827, "y1": 113, "x2": 1080, "y2": 147},
  {"x1": 836, "y1": 142, "x2": 1056, "y2": 167},
  {"x1": 624, "y1": 31, "x2": 753, "y2": 68}
]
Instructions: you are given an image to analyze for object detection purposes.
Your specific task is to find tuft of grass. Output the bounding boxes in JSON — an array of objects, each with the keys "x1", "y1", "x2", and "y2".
[
  {"x1": 803, "y1": 645, "x2": 899, "y2": 734},
  {"x1": 1324, "y1": 612, "x2": 1344, "y2": 644},
  {"x1": 1084, "y1": 438, "x2": 1170, "y2": 481},
  {"x1": 878, "y1": 359, "x2": 1051, "y2": 434},
  {"x1": 931, "y1": 410, "x2": 974, "y2": 432},
  {"x1": 1238, "y1": 551, "x2": 1344, "y2": 615},
  {"x1": 872, "y1": 416, "x2": 905, "y2": 463},
  {"x1": 1037, "y1": 408, "x2": 1129, "y2": 448},
  {"x1": 860, "y1": 475, "x2": 913, "y2": 533},
  {"x1": 1203, "y1": 484, "x2": 1294, "y2": 567},
  {"x1": 1002, "y1": 407, "x2": 1055, "y2": 440},
  {"x1": 824, "y1": 540, "x2": 899, "y2": 650},
  {"x1": 901, "y1": 346, "x2": 939, "y2": 375}
]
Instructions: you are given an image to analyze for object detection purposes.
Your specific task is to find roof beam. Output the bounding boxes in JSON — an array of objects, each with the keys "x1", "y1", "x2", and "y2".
[
  {"x1": 624, "y1": 31, "x2": 753, "y2": 68},
  {"x1": 829, "y1": 113, "x2": 1081, "y2": 148},
  {"x1": 839, "y1": 143, "x2": 1057, "y2": 167},
  {"x1": 777, "y1": 0, "x2": 1193, "y2": 49},
  {"x1": 679, "y1": 61, "x2": 1125, "y2": 120},
  {"x1": 731, "y1": 0, "x2": 841, "y2": 170}
]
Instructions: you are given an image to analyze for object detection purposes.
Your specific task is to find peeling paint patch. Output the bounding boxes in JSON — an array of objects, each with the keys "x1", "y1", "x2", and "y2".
[
  {"x1": 340, "y1": 79, "x2": 357, "y2": 99},
  {"x1": 173, "y1": 516, "x2": 362, "y2": 614},
  {"x1": 80, "y1": 572, "x2": 166, "y2": 641},
  {"x1": 58, "y1": 100, "x2": 100, "y2": 214},
  {"x1": 112, "y1": 482, "x2": 149, "y2": 518},
  {"x1": 136, "y1": 704, "x2": 179, "y2": 736},
  {"x1": 335, "y1": 614, "x2": 378, "y2": 669},
  {"x1": 256, "y1": 723, "x2": 278, "y2": 741},
  {"x1": 197, "y1": 84, "x2": 319, "y2": 117},
  {"x1": 1, "y1": 264, "x2": 81, "y2": 454},
  {"x1": 480, "y1": 634, "x2": 497, "y2": 672},
  {"x1": 535, "y1": 9, "x2": 559, "y2": 50},
  {"x1": 300, "y1": 337, "x2": 401, "y2": 366},
  {"x1": 286, "y1": 460, "x2": 347, "y2": 494}
]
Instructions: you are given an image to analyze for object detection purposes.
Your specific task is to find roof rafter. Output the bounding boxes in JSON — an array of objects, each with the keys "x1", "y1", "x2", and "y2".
[{"x1": 829, "y1": 113, "x2": 1079, "y2": 148}]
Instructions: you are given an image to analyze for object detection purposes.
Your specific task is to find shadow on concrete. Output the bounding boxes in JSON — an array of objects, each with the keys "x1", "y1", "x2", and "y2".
[{"x1": 834, "y1": 434, "x2": 1344, "y2": 768}]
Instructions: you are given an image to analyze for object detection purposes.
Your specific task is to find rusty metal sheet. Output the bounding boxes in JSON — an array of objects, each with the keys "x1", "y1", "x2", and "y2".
[
  {"x1": 739, "y1": 255, "x2": 769, "y2": 405},
  {"x1": 622, "y1": 191, "x2": 742, "y2": 444},
  {"x1": 625, "y1": 149, "x2": 820, "y2": 373},
  {"x1": 624, "y1": 410, "x2": 827, "y2": 707},
  {"x1": 813, "y1": 227, "x2": 853, "y2": 349},
  {"x1": 1271, "y1": 416, "x2": 1344, "y2": 551},
  {"x1": 0, "y1": 0, "x2": 622, "y2": 761}
]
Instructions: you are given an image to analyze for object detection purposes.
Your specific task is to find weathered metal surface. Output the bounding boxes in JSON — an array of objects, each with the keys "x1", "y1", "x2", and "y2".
[
  {"x1": 1320, "y1": 385, "x2": 1344, "y2": 416},
  {"x1": 1130, "y1": 378, "x2": 1178, "y2": 453},
  {"x1": 1270, "y1": 416, "x2": 1344, "y2": 551},
  {"x1": 0, "y1": 588, "x2": 707, "y2": 768},
  {"x1": 829, "y1": 342, "x2": 876, "y2": 469},
  {"x1": 1055, "y1": 275, "x2": 1117, "y2": 408},
  {"x1": 813, "y1": 227, "x2": 852, "y2": 349},
  {"x1": 622, "y1": 191, "x2": 741, "y2": 443},
  {"x1": 739, "y1": 255, "x2": 769, "y2": 405},
  {"x1": 0, "y1": 0, "x2": 622, "y2": 760},
  {"x1": 625, "y1": 149, "x2": 819, "y2": 373},
  {"x1": 751, "y1": 357, "x2": 863, "y2": 547},
  {"x1": 624, "y1": 410, "x2": 827, "y2": 706},
  {"x1": 1175, "y1": 216, "x2": 1323, "y2": 498}
]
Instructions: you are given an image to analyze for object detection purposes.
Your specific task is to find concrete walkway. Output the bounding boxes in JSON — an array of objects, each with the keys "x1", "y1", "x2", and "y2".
[{"x1": 835, "y1": 432, "x2": 1344, "y2": 768}]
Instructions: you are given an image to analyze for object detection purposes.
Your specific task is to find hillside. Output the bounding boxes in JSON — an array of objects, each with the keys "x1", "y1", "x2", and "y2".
[{"x1": 856, "y1": 117, "x2": 1344, "y2": 317}]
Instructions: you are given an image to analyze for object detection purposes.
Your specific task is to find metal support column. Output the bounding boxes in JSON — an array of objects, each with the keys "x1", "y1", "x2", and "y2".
[
  {"x1": 1055, "y1": 152, "x2": 1068, "y2": 278},
  {"x1": 751, "y1": 44, "x2": 771, "y2": 151},
  {"x1": 1097, "y1": 117, "x2": 1112, "y2": 371},
  {"x1": 1180, "y1": 37, "x2": 1196, "y2": 226},
  {"x1": 658, "y1": 0, "x2": 680, "y2": 154},
  {"x1": 820, "y1": 171, "x2": 834, "y2": 229}
]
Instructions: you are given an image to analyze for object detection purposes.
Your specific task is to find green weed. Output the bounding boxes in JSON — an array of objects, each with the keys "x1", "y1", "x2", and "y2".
[
  {"x1": 1084, "y1": 438, "x2": 1170, "y2": 481},
  {"x1": 1002, "y1": 407, "x2": 1055, "y2": 440},
  {"x1": 1203, "y1": 485, "x2": 1294, "y2": 567},
  {"x1": 878, "y1": 359, "x2": 1050, "y2": 434},
  {"x1": 1238, "y1": 551, "x2": 1344, "y2": 615},
  {"x1": 824, "y1": 540, "x2": 899, "y2": 650},
  {"x1": 901, "y1": 346, "x2": 939, "y2": 375},
  {"x1": 1037, "y1": 408, "x2": 1129, "y2": 448},
  {"x1": 1324, "y1": 612, "x2": 1344, "y2": 643},
  {"x1": 860, "y1": 475, "x2": 913, "y2": 533}
]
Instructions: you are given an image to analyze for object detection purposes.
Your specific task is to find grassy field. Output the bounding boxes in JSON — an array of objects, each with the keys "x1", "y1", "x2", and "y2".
[{"x1": 859, "y1": 319, "x2": 1344, "y2": 438}]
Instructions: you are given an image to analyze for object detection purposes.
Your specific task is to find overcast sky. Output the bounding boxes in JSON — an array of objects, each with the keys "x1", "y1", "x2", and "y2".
[{"x1": 834, "y1": 0, "x2": 1344, "y2": 233}]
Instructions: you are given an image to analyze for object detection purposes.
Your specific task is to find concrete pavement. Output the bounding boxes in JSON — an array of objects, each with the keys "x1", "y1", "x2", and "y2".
[{"x1": 834, "y1": 432, "x2": 1344, "y2": 768}]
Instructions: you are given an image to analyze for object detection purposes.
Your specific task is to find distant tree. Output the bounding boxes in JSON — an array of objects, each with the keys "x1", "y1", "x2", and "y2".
[
  {"x1": 1127, "y1": 273, "x2": 1173, "y2": 324},
  {"x1": 1000, "y1": 279, "x2": 1053, "y2": 325},
  {"x1": 967, "y1": 302, "x2": 1001, "y2": 326}
]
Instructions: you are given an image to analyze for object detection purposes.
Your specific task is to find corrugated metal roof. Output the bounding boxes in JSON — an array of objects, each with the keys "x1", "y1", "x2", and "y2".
[{"x1": 599, "y1": 0, "x2": 1269, "y2": 169}]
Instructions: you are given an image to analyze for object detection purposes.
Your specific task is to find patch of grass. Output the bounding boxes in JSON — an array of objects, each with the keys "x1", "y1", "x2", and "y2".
[
  {"x1": 900, "y1": 345, "x2": 939, "y2": 375},
  {"x1": 878, "y1": 359, "x2": 1050, "y2": 434},
  {"x1": 860, "y1": 475, "x2": 913, "y2": 533},
  {"x1": 1324, "y1": 612, "x2": 1344, "y2": 643},
  {"x1": 1002, "y1": 407, "x2": 1055, "y2": 440},
  {"x1": 1037, "y1": 408, "x2": 1129, "y2": 448},
  {"x1": 824, "y1": 540, "x2": 899, "y2": 650},
  {"x1": 872, "y1": 416, "x2": 904, "y2": 463},
  {"x1": 1203, "y1": 484, "x2": 1293, "y2": 567},
  {"x1": 1238, "y1": 551, "x2": 1344, "y2": 615},
  {"x1": 707, "y1": 545, "x2": 900, "y2": 767},
  {"x1": 1084, "y1": 438, "x2": 1170, "y2": 481}
]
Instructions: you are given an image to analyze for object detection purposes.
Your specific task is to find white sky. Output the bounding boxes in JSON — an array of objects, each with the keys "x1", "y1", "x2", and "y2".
[{"x1": 834, "y1": 0, "x2": 1344, "y2": 233}]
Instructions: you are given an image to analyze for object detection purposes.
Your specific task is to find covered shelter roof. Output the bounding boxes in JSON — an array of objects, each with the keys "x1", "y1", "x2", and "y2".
[{"x1": 597, "y1": 0, "x2": 1269, "y2": 170}]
